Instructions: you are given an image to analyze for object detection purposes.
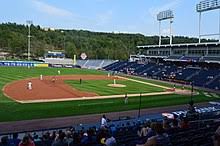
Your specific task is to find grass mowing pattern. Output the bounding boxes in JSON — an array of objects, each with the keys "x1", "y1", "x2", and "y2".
[
  {"x1": 0, "y1": 67, "x2": 218, "y2": 122},
  {"x1": 65, "y1": 80, "x2": 164, "y2": 96}
]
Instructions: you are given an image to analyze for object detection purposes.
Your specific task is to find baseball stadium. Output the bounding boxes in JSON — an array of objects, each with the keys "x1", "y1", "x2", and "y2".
[{"x1": 0, "y1": 0, "x2": 220, "y2": 146}]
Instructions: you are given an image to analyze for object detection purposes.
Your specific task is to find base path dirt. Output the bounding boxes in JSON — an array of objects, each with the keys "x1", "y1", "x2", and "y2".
[{"x1": 3, "y1": 75, "x2": 120, "y2": 102}]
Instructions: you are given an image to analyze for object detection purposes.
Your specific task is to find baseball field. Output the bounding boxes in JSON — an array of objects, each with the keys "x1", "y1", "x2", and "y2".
[{"x1": 0, "y1": 67, "x2": 218, "y2": 122}]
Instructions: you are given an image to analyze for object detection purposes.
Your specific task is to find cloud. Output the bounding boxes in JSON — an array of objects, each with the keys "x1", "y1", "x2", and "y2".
[
  {"x1": 148, "y1": 0, "x2": 182, "y2": 20},
  {"x1": 31, "y1": 0, "x2": 73, "y2": 17}
]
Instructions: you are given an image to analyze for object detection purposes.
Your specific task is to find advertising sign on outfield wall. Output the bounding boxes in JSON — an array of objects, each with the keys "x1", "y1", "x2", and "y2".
[{"x1": 0, "y1": 61, "x2": 48, "y2": 67}]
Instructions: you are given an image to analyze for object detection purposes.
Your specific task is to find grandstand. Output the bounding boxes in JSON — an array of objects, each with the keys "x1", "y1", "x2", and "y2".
[
  {"x1": 0, "y1": 104, "x2": 220, "y2": 146},
  {"x1": 135, "y1": 42, "x2": 220, "y2": 62},
  {"x1": 104, "y1": 58, "x2": 220, "y2": 91}
]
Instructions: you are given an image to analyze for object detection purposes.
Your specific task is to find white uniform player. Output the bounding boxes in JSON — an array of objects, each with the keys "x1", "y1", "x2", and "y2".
[
  {"x1": 40, "y1": 74, "x2": 43, "y2": 80},
  {"x1": 58, "y1": 70, "x2": 61, "y2": 75},
  {"x1": 27, "y1": 81, "x2": 32, "y2": 90}
]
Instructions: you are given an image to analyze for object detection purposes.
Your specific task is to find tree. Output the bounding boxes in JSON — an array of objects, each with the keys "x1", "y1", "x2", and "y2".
[{"x1": 65, "y1": 42, "x2": 77, "y2": 58}]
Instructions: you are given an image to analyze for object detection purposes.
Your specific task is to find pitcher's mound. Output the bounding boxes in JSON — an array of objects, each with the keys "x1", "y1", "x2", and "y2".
[{"x1": 108, "y1": 84, "x2": 126, "y2": 88}]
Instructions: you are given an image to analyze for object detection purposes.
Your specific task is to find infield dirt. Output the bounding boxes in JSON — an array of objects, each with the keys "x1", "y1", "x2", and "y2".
[{"x1": 3, "y1": 75, "x2": 120, "y2": 101}]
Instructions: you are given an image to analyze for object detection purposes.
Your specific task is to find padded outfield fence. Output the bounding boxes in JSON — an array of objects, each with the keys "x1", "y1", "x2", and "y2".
[{"x1": 0, "y1": 61, "x2": 48, "y2": 67}]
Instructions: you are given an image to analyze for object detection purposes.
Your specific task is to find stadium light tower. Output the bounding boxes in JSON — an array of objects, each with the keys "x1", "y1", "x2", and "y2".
[
  {"x1": 26, "y1": 20, "x2": 33, "y2": 61},
  {"x1": 157, "y1": 10, "x2": 174, "y2": 46},
  {"x1": 196, "y1": 0, "x2": 220, "y2": 43}
]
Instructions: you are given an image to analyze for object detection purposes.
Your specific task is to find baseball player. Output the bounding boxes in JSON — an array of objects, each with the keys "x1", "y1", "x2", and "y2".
[
  {"x1": 27, "y1": 81, "x2": 32, "y2": 90},
  {"x1": 124, "y1": 93, "x2": 128, "y2": 104},
  {"x1": 40, "y1": 74, "x2": 43, "y2": 80},
  {"x1": 58, "y1": 70, "x2": 61, "y2": 75},
  {"x1": 52, "y1": 76, "x2": 56, "y2": 83}
]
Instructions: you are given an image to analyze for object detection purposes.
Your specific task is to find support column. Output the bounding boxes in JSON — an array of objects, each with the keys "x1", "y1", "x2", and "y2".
[
  {"x1": 199, "y1": 12, "x2": 201, "y2": 43},
  {"x1": 158, "y1": 21, "x2": 161, "y2": 55},
  {"x1": 170, "y1": 18, "x2": 173, "y2": 45}
]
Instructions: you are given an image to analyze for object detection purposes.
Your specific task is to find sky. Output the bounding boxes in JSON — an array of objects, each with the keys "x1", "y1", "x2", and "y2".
[{"x1": 0, "y1": 0, "x2": 219, "y2": 38}]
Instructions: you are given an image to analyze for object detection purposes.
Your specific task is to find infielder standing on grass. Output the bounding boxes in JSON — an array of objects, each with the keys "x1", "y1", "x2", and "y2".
[
  {"x1": 58, "y1": 70, "x2": 61, "y2": 75},
  {"x1": 27, "y1": 81, "x2": 32, "y2": 90}
]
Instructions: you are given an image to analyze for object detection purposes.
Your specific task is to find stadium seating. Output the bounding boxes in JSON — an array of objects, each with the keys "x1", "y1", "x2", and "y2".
[
  {"x1": 44, "y1": 58, "x2": 73, "y2": 65},
  {"x1": 104, "y1": 61, "x2": 220, "y2": 90},
  {"x1": 43, "y1": 58, "x2": 115, "y2": 69},
  {"x1": 1, "y1": 108, "x2": 219, "y2": 146},
  {"x1": 203, "y1": 56, "x2": 220, "y2": 62},
  {"x1": 77, "y1": 60, "x2": 116, "y2": 69}
]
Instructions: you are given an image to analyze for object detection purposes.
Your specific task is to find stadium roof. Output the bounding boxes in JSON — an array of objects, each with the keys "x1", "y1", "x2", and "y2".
[{"x1": 137, "y1": 42, "x2": 220, "y2": 49}]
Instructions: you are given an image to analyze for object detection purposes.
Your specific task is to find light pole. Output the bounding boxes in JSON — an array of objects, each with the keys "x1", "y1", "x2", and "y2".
[
  {"x1": 157, "y1": 10, "x2": 174, "y2": 47},
  {"x1": 190, "y1": 81, "x2": 194, "y2": 103},
  {"x1": 26, "y1": 20, "x2": 33, "y2": 61},
  {"x1": 138, "y1": 93, "x2": 142, "y2": 118},
  {"x1": 61, "y1": 30, "x2": 65, "y2": 50}
]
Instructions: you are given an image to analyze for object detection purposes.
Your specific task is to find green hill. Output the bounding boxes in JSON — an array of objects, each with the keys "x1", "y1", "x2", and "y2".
[{"x1": 0, "y1": 22, "x2": 212, "y2": 60}]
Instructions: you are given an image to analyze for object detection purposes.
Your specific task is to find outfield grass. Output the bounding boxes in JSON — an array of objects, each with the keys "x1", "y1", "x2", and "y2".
[
  {"x1": 65, "y1": 79, "x2": 164, "y2": 96},
  {"x1": 0, "y1": 67, "x2": 218, "y2": 122}
]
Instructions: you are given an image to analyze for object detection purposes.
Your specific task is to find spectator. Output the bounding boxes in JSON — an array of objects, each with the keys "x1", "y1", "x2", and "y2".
[
  {"x1": 167, "y1": 114, "x2": 179, "y2": 134},
  {"x1": 145, "y1": 122, "x2": 157, "y2": 138},
  {"x1": 9, "y1": 133, "x2": 20, "y2": 146},
  {"x1": 137, "y1": 123, "x2": 150, "y2": 137},
  {"x1": 105, "y1": 133, "x2": 117, "y2": 146},
  {"x1": 101, "y1": 115, "x2": 108, "y2": 128},
  {"x1": 213, "y1": 126, "x2": 220, "y2": 146},
  {"x1": 65, "y1": 131, "x2": 73, "y2": 146},
  {"x1": 87, "y1": 127, "x2": 97, "y2": 145},
  {"x1": 19, "y1": 135, "x2": 35, "y2": 146},
  {"x1": 33, "y1": 133, "x2": 41, "y2": 143},
  {"x1": 0, "y1": 136, "x2": 11, "y2": 146},
  {"x1": 52, "y1": 132, "x2": 67, "y2": 146},
  {"x1": 80, "y1": 132, "x2": 89, "y2": 146},
  {"x1": 140, "y1": 122, "x2": 172, "y2": 146},
  {"x1": 162, "y1": 117, "x2": 171, "y2": 131},
  {"x1": 41, "y1": 133, "x2": 52, "y2": 146},
  {"x1": 179, "y1": 117, "x2": 189, "y2": 129},
  {"x1": 109, "y1": 124, "x2": 117, "y2": 137}
]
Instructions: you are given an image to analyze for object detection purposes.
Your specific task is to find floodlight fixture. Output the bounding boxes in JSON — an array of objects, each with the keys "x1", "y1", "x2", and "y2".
[
  {"x1": 157, "y1": 10, "x2": 174, "y2": 21},
  {"x1": 196, "y1": 0, "x2": 220, "y2": 12},
  {"x1": 157, "y1": 10, "x2": 174, "y2": 47},
  {"x1": 196, "y1": 0, "x2": 220, "y2": 43}
]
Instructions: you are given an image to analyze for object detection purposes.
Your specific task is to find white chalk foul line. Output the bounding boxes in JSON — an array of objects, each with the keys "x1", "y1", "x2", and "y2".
[
  {"x1": 116, "y1": 76, "x2": 170, "y2": 89},
  {"x1": 15, "y1": 91, "x2": 173, "y2": 104}
]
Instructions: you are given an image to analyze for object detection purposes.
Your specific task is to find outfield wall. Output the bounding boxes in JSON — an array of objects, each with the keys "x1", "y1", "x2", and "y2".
[{"x1": 0, "y1": 61, "x2": 48, "y2": 67}]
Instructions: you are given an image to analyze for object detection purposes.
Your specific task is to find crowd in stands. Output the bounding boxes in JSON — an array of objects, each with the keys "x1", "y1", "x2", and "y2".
[{"x1": 0, "y1": 111, "x2": 220, "y2": 146}]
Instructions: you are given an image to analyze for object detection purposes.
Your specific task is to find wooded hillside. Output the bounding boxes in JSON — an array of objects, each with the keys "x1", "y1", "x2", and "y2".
[{"x1": 0, "y1": 23, "x2": 208, "y2": 60}]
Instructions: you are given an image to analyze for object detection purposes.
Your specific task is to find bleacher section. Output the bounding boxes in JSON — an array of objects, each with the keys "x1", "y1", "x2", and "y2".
[
  {"x1": 44, "y1": 58, "x2": 73, "y2": 65},
  {"x1": 203, "y1": 56, "x2": 220, "y2": 62},
  {"x1": 43, "y1": 58, "x2": 115, "y2": 69},
  {"x1": 104, "y1": 61, "x2": 220, "y2": 90},
  {"x1": 77, "y1": 60, "x2": 116, "y2": 69},
  {"x1": 1, "y1": 106, "x2": 220, "y2": 146},
  {"x1": 166, "y1": 55, "x2": 220, "y2": 63}
]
